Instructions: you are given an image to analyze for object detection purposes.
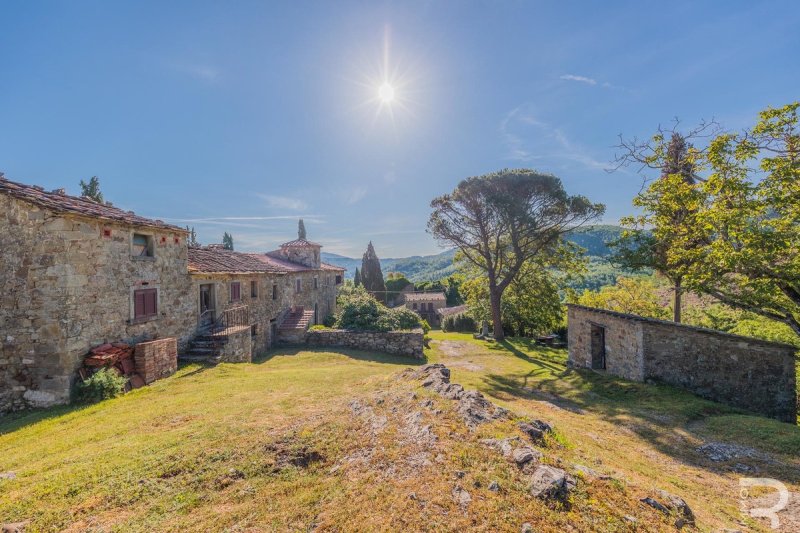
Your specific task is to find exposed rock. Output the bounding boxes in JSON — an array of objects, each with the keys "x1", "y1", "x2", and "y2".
[
  {"x1": 697, "y1": 441, "x2": 766, "y2": 463},
  {"x1": 480, "y1": 437, "x2": 520, "y2": 458},
  {"x1": 456, "y1": 390, "x2": 508, "y2": 428},
  {"x1": 640, "y1": 496, "x2": 669, "y2": 514},
  {"x1": 518, "y1": 419, "x2": 553, "y2": 444},
  {"x1": 641, "y1": 491, "x2": 695, "y2": 529},
  {"x1": 512, "y1": 446, "x2": 542, "y2": 467},
  {"x1": 529, "y1": 465, "x2": 576, "y2": 501},
  {"x1": 452, "y1": 485, "x2": 472, "y2": 507},
  {"x1": 573, "y1": 463, "x2": 613, "y2": 480},
  {"x1": 521, "y1": 522, "x2": 533, "y2": 533},
  {"x1": 0, "y1": 472, "x2": 16, "y2": 480},
  {"x1": 1, "y1": 522, "x2": 28, "y2": 533},
  {"x1": 488, "y1": 480, "x2": 500, "y2": 492}
]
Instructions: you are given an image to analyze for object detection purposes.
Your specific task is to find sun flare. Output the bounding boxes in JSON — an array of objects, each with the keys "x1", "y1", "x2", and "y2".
[{"x1": 378, "y1": 82, "x2": 395, "y2": 103}]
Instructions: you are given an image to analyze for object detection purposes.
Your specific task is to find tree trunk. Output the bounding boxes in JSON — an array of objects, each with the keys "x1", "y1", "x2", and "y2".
[
  {"x1": 489, "y1": 287, "x2": 504, "y2": 341},
  {"x1": 673, "y1": 278, "x2": 682, "y2": 324}
]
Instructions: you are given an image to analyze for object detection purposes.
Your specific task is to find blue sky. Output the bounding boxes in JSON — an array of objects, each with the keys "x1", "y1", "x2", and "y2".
[{"x1": 1, "y1": 1, "x2": 798, "y2": 257}]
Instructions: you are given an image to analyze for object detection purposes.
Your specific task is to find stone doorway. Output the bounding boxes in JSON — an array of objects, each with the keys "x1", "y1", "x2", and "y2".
[
  {"x1": 590, "y1": 324, "x2": 606, "y2": 370},
  {"x1": 199, "y1": 284, "x2": 215, "y2": 328}
]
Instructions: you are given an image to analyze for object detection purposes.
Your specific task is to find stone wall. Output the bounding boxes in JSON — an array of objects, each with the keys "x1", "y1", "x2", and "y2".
[
  {"x1": 567, "y1": 304, "x2": 798, "y2": 423},
  {"x1": 567, "y1": 305, "x2": 645, "y2": 381},
  {"x1": 306, "y1": 328, "x2": 425, "y2": 359},
  {"x1": 1, "y1": 195, "x2": 196, "y2": 413},
  {"x1": 134, "y1": 338, "x2": 178, "y2": 384},
  {"x1": 218, "y1": 326, "x2": 252, "y2": 363}
]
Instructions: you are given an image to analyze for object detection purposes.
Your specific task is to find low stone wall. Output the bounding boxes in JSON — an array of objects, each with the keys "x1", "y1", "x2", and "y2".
[
  {"x1": 220, "y1": 326, "x2": 252, "y2": 363},
  {"x1": 567, "y1": 304, "x2": 798, "y2": 423},
  {"x1": 134, "y1": 338, "x2": 178, "y2": 384},
  {"x1": 305, "y1": 328, "x2": 424, "y2": 359}
]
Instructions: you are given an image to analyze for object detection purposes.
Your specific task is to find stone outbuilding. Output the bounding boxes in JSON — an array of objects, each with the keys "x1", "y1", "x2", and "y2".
[
  {"x1": 567, "y1": 304, "x2": 798, "y2": 423},
  {"x1": 403, "y1": 292, "x2": 447, "y2": 326}
]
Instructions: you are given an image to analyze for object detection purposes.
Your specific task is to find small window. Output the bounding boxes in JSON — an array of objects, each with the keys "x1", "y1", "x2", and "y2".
[
  {"x1": 296, "y1": 279, "x2": 301, "y2": 293},
  {"x1": 272, "y1": 284, "x2": 278, "y2": 300},
  {"x1": 132, "y1": 233, "x2": 153, "y2": 257},
  {"x1": 230, "y1": 282, "x2": 241, "y2": 302},
  {"x1": 335, "y1": 275, "x2": 342, "y2": 285},
  {"x1": 250, "y1": 280, "x2": 258, "y2": 298},
  {"x1": 251, "y1": 324, "x2": 257, "y2": 337},
  {"x1": 314, "y1": 277, "x2": 318, "y2": 289},
  {"x1": 412, "y1": 302, "x2": 418, "y2": 310},
  {"x1": 428, "y1": 302, "x2": 434, "y2": 311},
  {"x1": 133, "y1": 288, "x2": 158, "y2": 320}
]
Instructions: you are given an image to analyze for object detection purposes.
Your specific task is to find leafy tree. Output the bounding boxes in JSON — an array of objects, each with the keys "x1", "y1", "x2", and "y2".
[
  {"x1": 385, "y1": 272, "x2": 413, "y2": 302},
  {"x1": 361, "y1": 241, "x2": 387, "y2": 302},
  {"x1": 298, "y1": 219, "x2": 307, "y2": 240},
  {"x1": 428, "y1": 169, "x2": 604, "y2": 340},
  {"x1": 79, "y1": 176, "x2": 104, "y2": 203},
  {"x1": 186, "y1": 226, "x2": 199, "y2": 247},
  {"x1": 333, "y1": 284, "x2": 422, "y2": 332},
  {"x1": 611, "y1": 133, "x2": 702, "y2": 323},
  {"x1": 222, "y1": 232, "x2": 234, "y2": 250},
  {"x1": 353, "y1": 267, "x2": 361, "y2": 287},
  {"x1": 570, "y1": 276, "x2": 671, "y2": 320}
]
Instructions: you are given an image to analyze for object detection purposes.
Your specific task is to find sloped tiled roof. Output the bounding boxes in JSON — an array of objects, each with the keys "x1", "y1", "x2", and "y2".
[
  {"x1": 437, "y1": 305, "x2": 468, "y2": 317},
  {"x1": 280, "y1": 238, "x2": 321, "y2": 248},
  {"x1": 320, "y1": 262, "x2": 345, "y2": 271},
  {"x1": 0, "y1": 176, "x2": 185, "y2": 232},
  {"x1": 188, "y1": 247, "x2": 287, "y2": 274},
  {"x1": 404, "y1": 292, "x2": 446, "y2": 302}
]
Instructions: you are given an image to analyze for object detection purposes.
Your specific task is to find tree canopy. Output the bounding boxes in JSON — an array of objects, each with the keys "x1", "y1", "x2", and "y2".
[
  {"x1": 428, "y1": 168, "x2": 604, "y2": 340},
  {"x1": 79, "y1": 176, "x2": 103, "y2": 203},
  {"x1": 222, "y1": 232, "x2": 234, "y2": 250},
  {"x1": 360, "y1": 242, "x2": 387, "y2": 301},
  {"x1": 298, "y1": 219, "x2": 307, "y2": 240}
]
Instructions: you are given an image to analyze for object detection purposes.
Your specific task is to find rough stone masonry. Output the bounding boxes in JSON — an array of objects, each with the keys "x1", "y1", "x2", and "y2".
[{"x1": 567, "y1": 304, "x2": 798, "y2": 423}]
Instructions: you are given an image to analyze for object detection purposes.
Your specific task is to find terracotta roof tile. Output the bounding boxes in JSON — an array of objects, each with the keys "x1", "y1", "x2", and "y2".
[
  {"x1": 320, "y1": 262, "x2": 345, "y2": 271},
  {"x1": 404, "y1": 292, "x2": 446, "y2": 302},
  {"x1": 437, "y1": 305, "x2": 468, "y2": 317},
  {"x1": 280, "y1": 238, "x2": 322, "y2": 248},
  {"x1": 0, "y1": 176, "x2": 185, "y2": 232},
  {"x1": 188, "y1": 247, "x2": 287, "y2": 274}
]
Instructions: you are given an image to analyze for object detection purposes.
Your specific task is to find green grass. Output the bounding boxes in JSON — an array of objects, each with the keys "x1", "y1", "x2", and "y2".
[{"x1": 1, "y1": 335, "x2": 798, "y2": 531}]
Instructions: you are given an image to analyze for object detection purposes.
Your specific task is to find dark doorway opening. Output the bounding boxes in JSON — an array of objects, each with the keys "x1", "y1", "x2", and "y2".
[
  {"x1": 590, "y1": 324, "x2": 606, "y2": 370},
  {"x1": 314, "y1": 303, "x2": 318, "y2": 325},
  {"x1": 199, "y1": 284, "x2": 215, "y2": 328},
  {"x1": 270, "y1": 319, "x2": 277, "y2": 348}
]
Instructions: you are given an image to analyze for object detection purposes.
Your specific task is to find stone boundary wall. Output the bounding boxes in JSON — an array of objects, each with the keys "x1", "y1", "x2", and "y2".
[
  {"x1": 220, "y1": 326, "x2": 252, "y2": 363},
  {"x1": 134, "y1": 338, "x2": 178, "y2": 384},
  {"x1": 305, "y1": 328, "x2": 424, "y2": 359},
  {"x1": 567, "y1": 304, "x2": 798, "y2": 423}
]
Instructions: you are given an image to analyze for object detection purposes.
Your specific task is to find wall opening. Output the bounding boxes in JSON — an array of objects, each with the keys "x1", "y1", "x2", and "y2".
[{"x1": 590, "y1": 324, "x2": 606, "y2": 370}]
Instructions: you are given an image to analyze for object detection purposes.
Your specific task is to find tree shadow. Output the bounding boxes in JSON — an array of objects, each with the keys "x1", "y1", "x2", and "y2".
[
  {"x1": 0, "y1": 402, "x2": 91, "y2": 436},
  {"x1": 254, "y1": 345, "x2": 427, "y2": 367},
  {"x1": 474, "y1": 343, "x2": 800, "y2": 483}
]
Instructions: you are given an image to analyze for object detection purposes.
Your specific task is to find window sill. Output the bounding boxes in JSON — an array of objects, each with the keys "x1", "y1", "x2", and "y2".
[{"x1": 129, "y1": 315, "x2": 159, "y2": 325}]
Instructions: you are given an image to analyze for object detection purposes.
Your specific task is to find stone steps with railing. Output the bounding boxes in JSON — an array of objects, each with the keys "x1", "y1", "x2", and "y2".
[{"x1": 179, "y1": 305, "x2": 249, "y2": 364}]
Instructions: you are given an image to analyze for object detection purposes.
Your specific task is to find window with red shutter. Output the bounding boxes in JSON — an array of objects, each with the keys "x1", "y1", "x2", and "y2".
[
  {"x1": 230, "y1": 282, "x2": 241, "y2": 302},
  {"x1": 133, "y1": 288, "x2": 158, "y2": 320}
]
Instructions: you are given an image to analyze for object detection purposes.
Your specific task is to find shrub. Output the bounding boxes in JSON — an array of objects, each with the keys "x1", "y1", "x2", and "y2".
[
  {"x1": 74, "y1": 368, "x2": 127, "y2": 404},
  {"x1": 419, "y1": 319, "x2": 431, "y2": 334},
  {"x1": 442, "y1": 312, "x2": 477, "y2": 333},
  {"x1": 334, "y1": 285, "x2": 423, "y2": 332},
  {"x1": 309, "y1": 324, "x2": 330, "y2": 331},
  {"x1": 322, "y1": 313, "x2": 336, "y2": 328}
]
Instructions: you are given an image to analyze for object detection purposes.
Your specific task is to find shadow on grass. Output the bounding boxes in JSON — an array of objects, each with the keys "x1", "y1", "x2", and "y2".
[
  {"x1": 254, "y1": 345, "x2": 427, "y2": 367},
  {"x1": 471, "y1": 338, "x2": 800, "y2": 481},
  {"x1": 0, "y1": 402, "x2": 93, "y2": 436}
]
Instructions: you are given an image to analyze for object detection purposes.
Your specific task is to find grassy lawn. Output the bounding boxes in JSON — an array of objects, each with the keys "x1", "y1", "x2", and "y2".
[{"x1": 1, "y1": 333, "x2": 798, "y2": 531}]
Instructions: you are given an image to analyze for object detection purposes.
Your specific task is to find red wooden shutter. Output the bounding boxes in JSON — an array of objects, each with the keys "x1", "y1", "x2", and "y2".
[
  {"x1": 231, "y1": 282, "x2": 240, "y2": 301},
  {"x1": 144, "y1": 289, "x2": 157, "y2": 316},
  {"x1": 134, "y1": 291, "x2": 146, "y2": 318}
]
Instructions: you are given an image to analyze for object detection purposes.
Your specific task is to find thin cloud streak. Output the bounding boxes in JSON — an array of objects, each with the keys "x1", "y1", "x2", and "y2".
[
  {"x1": 560, "y1": 74, "x2": 597, "y2": 85},
  {"x1": 257, "y1": 194, "x2": 309, "y2": 211}
]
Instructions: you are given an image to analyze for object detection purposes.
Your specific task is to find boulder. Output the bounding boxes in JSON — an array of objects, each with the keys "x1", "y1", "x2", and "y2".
[
  {"x1": 512, "y1": 446, "x2": 542, "y2": 467},
  {"x1": 518, "y1": 420, "x2": 553, "y2": 444},
  {"x1": 452, "y1": 485, "x2": 472, "y2": 507},
  {"x1": 529, "y1": 465, "x2": 576, "y2": 501}
]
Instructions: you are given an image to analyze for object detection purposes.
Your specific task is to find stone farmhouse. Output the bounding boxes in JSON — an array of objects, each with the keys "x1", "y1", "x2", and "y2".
[
  {"x1": 0, "y1": 176, "x2": 344, "y2": 414},
  {"x1": 567, "y1": 304, "x2": 797, "y2": 423},
  {"x1": 403, "y1": 292, "x2": 447, "y2": 326}
]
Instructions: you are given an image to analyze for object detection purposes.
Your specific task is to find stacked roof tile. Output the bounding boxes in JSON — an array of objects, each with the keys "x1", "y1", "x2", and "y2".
[{"x1": 0, "y1": 176, "x2": 185, "y2": 232}]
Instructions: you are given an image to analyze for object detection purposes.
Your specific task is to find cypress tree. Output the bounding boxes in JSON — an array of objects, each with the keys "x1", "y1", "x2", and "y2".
[
  {"x1": 353, "y1": 267, "x2": 361, "y2": 286},
  {"x1": 360, "y1": 241, "x2": 386, "y2": 302},
  {"x1": 298, "y1": 219, "x2": 307, "y2": 240},
  {"x1": 222, "y1": 232, "x2": 234, "y2": 250}
]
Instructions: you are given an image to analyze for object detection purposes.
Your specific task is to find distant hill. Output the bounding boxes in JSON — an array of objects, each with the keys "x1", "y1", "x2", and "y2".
[{"x1": 323, "y1": 225, "x2": 627, "y2": 285}]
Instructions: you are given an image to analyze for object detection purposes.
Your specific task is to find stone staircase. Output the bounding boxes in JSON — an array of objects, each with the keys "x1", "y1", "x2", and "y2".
[
  {"x1": 179, "y1": 333, "x2": 226, "y2": 364},
  {"x1": 277, "y1": 307, "x2": 315, "y2": 344}
]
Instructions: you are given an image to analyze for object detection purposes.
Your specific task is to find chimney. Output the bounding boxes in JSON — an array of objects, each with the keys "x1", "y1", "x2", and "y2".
[{"x1": 52, "y1": 188, "x2": 66, "y2": 195}]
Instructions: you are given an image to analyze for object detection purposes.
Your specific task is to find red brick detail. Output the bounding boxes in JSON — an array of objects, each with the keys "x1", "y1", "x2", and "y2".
[{"x1": 134, "y1": 338, "x2": 177, "y2": 384}]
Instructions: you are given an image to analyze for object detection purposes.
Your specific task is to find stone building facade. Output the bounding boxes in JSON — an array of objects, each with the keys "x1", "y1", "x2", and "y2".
[
  {"x1": 0, "y1": 176, "x2": 344, "y2": 413},
  {"x1": 403, "y1": 292, "x2": 447, "y2": 326},
  {"x1": 567, "y1": 304, "x2": 798, "y2": 423}
]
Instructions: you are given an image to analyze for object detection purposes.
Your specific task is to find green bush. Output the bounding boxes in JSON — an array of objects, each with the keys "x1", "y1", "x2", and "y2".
[
  {"x1": 334, "y1": 285, "x2": 423, "y2": 332},
  {"x1": 442, "y1": 312, "x2": 477, "y2": 333},
  {"x1": 309, "y1": 324, "x2": 330, "y2": 331},
  {"x1": 74, "y1": 368, "x2": 127, "y2": 404},
  {"x1": 419, "y1": 319, "x2": 431, "y2": 334}
]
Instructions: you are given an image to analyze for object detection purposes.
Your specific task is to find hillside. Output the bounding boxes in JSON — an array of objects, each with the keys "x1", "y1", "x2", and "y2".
[
  {"x1": 324, "y1": 225, "x2": 627, "y2": 286},
  {"x1": 2, "y1": 334, "x2": 796, "y2": 531}
]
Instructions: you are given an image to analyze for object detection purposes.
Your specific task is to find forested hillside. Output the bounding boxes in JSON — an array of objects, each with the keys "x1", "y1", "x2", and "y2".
[{"x1": 323, "y1": 225, "x2": 628, "y2": 288}]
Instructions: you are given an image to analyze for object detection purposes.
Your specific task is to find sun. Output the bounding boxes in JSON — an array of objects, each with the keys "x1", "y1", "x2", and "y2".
[{"x1": 378, "y1": 82, "x2": 395, "y2": 103}]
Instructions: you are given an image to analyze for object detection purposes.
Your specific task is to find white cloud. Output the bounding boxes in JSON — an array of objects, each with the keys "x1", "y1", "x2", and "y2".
[
  {"x1": 560, "y1": 74, "x2": 597, "y2": 85},
  {"x1": 344, "y1": 186, "x2": 367, "y2": 205},
  {"x1": 257, "y1": 194, "x2": 309, "y2": 211}
]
